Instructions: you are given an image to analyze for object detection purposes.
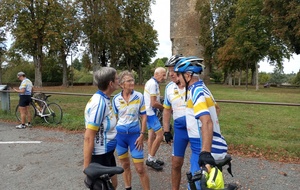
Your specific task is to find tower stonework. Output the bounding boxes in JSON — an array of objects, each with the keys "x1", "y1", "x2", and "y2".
[{"x1": 170, "y1": 0, "x2": 203, "y2": 57}]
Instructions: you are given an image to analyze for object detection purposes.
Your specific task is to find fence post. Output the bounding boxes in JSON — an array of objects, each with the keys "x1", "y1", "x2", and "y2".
[{"x1": 0, "y1": 85, "x2": 10, "y2": 111}]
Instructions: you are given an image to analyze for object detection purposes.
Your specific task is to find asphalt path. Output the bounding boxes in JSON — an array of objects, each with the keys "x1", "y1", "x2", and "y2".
[{"x1": 0, "y1": 121, "x2": 299, "y2": 190}]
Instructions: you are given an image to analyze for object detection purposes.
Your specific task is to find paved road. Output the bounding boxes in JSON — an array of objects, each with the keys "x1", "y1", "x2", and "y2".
[{"x1": 0, "y1": 121, "x2": 299, "y2": 190}]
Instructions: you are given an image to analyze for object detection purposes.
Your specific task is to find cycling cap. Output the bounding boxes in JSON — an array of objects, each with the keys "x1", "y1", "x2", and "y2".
[
  {"x1": 174, "y1": 56, "x2": 204, "y2": 74},
  {"x1": 17, "y1": 72, "x2": 25, "y2": 76},
  {"x1": 165, "y1": 54, "x2": 184, "y2": 67}
]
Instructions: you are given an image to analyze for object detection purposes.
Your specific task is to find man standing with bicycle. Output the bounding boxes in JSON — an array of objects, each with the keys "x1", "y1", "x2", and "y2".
[
  {"x1": 13, "y1": 72, "x2": 33, "y2": 129},
  {"x1": 163, "y1": 54, "x2": 192, "y2": 190},
  {"x1": 174, "y1": 56, "x2": 228, "y2": 189}
]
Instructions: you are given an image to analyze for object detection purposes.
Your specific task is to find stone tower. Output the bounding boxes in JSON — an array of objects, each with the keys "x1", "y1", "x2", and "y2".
[{"x1": 170, "y1": 0, "x2": 202, "y2": 57}]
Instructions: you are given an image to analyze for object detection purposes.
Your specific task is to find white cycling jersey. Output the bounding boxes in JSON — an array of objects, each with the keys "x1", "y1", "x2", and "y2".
[
  {"x1": 19, "y1": 78, "x2": 33, "y2": 95},
  {"x1": 186, "y1": 80, "x2": 227, "y2": 160},
  {"x1": 84, "y1": 90, "x2": 117, "y2": 155},
  {"x1": 144, "y1": 77, "x2": 160, "y2": 116},
  {"x1": 112, "y1": 90, "x2": 146, "y2": 133},
  {"x1": 163, "y1": 81, "x2": 186, "y2": 128}
]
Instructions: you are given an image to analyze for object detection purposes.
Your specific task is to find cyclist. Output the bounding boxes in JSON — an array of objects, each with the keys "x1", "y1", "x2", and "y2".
[
  {"x1": 13, "y1": 71, "x2": 33, "y2": 129},
  {"x1": 174, "y1": 56, "x2": 228, "y2": 188},
  {"x1": 143, "y1": 67, "x2": 166, "y2": 171},
  {"x1": 112, "y1": 71, "x2": 150, "y2": 190},
  {"x1": 83, "y1": 67, "x2": 119, "y2": 189},
  {"x1": 163, "y1": 54, "x2": 194, "y2": 190}
]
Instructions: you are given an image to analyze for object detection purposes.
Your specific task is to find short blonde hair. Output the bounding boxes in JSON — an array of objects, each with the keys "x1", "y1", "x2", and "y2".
[{"x1": 118, "y1": 70, "x2": 134, "y2": 85}]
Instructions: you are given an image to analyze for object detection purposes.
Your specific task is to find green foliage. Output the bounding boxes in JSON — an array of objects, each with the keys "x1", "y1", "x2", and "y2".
[
  {"x1": 264, "y1": 0, "x2": 300, "y2": 54},
  {"x1": 269, "y1": 67, "x2": 286, "y2": 85},
  {"x1": 2, "y1": 62, "x2": 35, "y2": 83},
  {"x1": 258, "y1": 72, "x2": 270, "y2": 84},
  {"x1": 210, "y1": 69, "x2": 223, "y2": 83},
  {"x1": 78, "y1": 74, "x2": 93, "y2": 83},
  {"x1": 293, "y1": 70, "x2": 300, "y2": 85},
  {"x1": 72, "y1": 58, "x2": 82, "y2": 71}
]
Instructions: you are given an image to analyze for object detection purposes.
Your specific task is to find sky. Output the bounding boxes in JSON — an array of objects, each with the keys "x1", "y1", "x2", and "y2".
[{"x1": 150, "y1": 0, "x2": 300, "y2": 74}]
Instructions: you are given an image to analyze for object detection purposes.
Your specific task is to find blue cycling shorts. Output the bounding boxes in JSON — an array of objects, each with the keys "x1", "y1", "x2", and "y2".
[
  {"x1": 116, "y1": 133, "x2": 144, "y2": 163},
  {"x1": 146, "y1": 115, "x2": 162, "y2": 132}
]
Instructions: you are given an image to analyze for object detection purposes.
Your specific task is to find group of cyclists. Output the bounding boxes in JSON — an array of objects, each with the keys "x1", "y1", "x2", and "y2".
[{"x1": 83, "y1": 55, "x2": 228, "y2": 190}]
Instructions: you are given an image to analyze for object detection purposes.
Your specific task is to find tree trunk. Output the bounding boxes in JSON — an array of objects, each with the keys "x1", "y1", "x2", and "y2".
[
  {"x1": 238, "y1": 69, "x2": 242, "y2": 86},
  {"x1": 33, "y1": 39, "x2": 43, "y2": 87},
  {"x1": 255, "y1": 62, "x2": 259, "y2": 90},
  {"x1": 61, "y1": 51, "x2": 68, "y2": 87},
  {"x1": 203, "y1": 63, "x2": 211, "y2": 84},
  {"x1": 0, "y1": 66, "x2": 2, "y2": 84},
  {"x1": 246, "y1": 62, "x2": 249, "y2": 90},
  {"x1": 91, "y1": 43, "x2": 100, "y2": 85}
]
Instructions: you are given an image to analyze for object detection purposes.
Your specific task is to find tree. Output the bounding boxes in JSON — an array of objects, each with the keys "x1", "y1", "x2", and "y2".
[
  {"x1": 45, "y1": 0, "x2": 80, "y2": 87},
  {"x1": 72, "y1": 58, "x2": 82, "y2": 71},
  {"x1": 0, "y1": 29, "x2": 7, "y2": 84},
  {"x1": 269, "y1": 67, "x2": 286, "y2": 86},
  {"x1": 76, "y1": 0, "x2": 123, "y2": 76},
  {"x1": 1, "y1": 0, "x2": 56, "y2": 87},
  {"x1": 81, "y1": 52, "x2": 92, "y2": 71},
  {"x1": 264, "y1": 0, "x2": 300, "y2": 55},
  {"x1": 293, "y1": 70, "x2": 300, "y2": 85}
]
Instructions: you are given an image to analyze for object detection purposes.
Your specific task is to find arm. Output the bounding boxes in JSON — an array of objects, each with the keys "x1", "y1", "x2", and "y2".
[
  {"x1": 199, "y1": 114, "x2": 213, "y2": 152},
  {"x1": 83, "y1": 128, "x2": 96, "y2": 169},
  {"x1": 150, "y1": 96, "x2": 164, "y2": 110},
  {"x1": 135, "y1": 114, "x2": 147, "y2": 150},
  {"x1": 163, "y1": 108, "x2": 172, "y2": 132},
  {"x1": 215, "y1": 103, "x2": 220, "y2": 116},
  {"x1": 13, "y1": 88, "x2": 25, "y2": 93}
]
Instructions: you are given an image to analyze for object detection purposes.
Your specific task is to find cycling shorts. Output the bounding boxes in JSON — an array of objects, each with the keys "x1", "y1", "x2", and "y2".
[
  {"x1": 173, "y1": 127, "x2": 189, "y2": 157},
  {"x1": 116, "y1": 133, "x2": 144, "y2": 163},
  {"x1": 146, "y1": 115, "x2": 162, "y2": 132},
  {"x1": 91, "y1": 150, "x2": 116, "y2": 167},
  {"x1": 19, "y1": 95, "x2": 32, "y2": 107}
]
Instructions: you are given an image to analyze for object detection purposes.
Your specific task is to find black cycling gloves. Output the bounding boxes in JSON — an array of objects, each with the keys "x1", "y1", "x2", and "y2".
[
  {"x1": 198, "y1": 151, "x2": 216, "y2": 167},
  {"x1": 163, "y1": 132, "x2": 173, "y2": 143}
]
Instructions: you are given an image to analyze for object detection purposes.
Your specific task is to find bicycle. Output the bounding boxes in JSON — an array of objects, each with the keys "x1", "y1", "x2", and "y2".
[
  {"x1": 186, "y1": 154, "x2": 239, "y2": 190},
  {"x1": 83, "y1": 162, "x2": 124, "y2": 190},
  {"x1": 15, "y1": 93, "x2": 63, "y2": 124}
]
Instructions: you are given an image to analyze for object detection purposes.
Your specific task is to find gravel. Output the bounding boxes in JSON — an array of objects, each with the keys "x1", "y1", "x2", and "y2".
[{"x1": 0, "y1": 121, "x2": 299, "y2": 190}]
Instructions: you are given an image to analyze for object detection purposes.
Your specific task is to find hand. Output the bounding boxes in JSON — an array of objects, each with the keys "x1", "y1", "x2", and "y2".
[
  {"x1": 198, "y1": 151, "x2": 216, "y2": 167},
  {"x1": 164, "y1": 131, "x2": 173, "y2": 144}
]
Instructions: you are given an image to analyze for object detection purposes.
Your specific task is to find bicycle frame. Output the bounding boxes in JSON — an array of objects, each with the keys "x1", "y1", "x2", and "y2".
[{"x1": 31, "y1": 97, "x2": 51, "y2": 117}]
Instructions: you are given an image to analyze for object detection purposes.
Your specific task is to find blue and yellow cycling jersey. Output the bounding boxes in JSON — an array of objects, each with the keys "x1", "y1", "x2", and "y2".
[
  {"x1": 186, "y1": 80, "x2": 227, "y2": 160},
  {"x1": 84, "y1": 90, "x2": 117, "y2": 155},
  {"x1": 163, "y1": 81, "x2": 186, "y2": 129},
  {"x1": 19, "y1": 78, "x2": 33, "y2": 95},
  {"x1": 112, "y1": 90, "x2": 146, "y2": 133},
  {"x1": 144, "y1": 77, "x2": 160, "y2": 116}
]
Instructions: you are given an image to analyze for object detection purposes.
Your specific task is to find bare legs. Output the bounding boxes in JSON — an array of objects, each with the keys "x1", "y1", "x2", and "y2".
[
  {"x1": 120, "y1": 157, "x2": 150, "y2": 190},
  {"x1": 172, "y1": 156, "x2": 184, "y2": 190},
  {"x1": 148, "y1": 129, "x2": 163, "y2": 158},
  {"x1": 19, "y1": 105, "x2": 31, "y2": 124}
]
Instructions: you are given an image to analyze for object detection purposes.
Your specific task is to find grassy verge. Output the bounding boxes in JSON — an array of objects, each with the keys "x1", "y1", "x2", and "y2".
[{"x1": 1, "y1": 84, "x2": 299, "y2": 163}]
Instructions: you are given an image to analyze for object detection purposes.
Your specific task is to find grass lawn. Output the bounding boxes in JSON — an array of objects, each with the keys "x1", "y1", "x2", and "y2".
[{"x1": 1, "y1": 84, "x2": 299, "y2": 163}]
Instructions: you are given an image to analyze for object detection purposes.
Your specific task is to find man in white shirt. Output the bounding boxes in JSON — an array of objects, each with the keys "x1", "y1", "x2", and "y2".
[{"x1": 143, "y1": 67, "x2": 166, "y2": 171}]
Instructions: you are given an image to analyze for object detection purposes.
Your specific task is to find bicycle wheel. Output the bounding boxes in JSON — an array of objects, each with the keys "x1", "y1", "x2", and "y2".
[
  {"x1": 15, "y1": 103, "x2": 36, "y2": 123},
  {"x1": 43, "y1": 102, "x2": 63, "y2": 124}
]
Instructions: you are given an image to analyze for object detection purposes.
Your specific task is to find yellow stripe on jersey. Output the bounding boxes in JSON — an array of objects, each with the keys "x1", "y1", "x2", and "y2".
[
  {"x1": 186, "y1": 99, "x2": 193, "y2": 108},
  {"x1": 205, "y1": 97, "x2": 215, "y2": 107},
  {"x1": 87, "y1": 124, "x2": 99, "y2": 131},
  {"x1": 130, "y1": 99, "x2": 140, "y2": 105},
  {"x1": 140, "y1": 105, "x2": 146, "y2": 111}
]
